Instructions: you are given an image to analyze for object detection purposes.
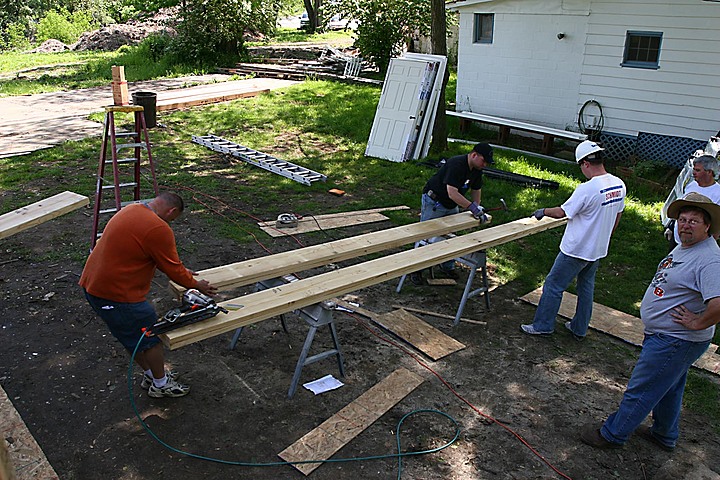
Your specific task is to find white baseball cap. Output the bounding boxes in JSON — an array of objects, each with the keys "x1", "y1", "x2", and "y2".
[{"x1": 575, "y1": 140, "x2": 604, "y2": 163}]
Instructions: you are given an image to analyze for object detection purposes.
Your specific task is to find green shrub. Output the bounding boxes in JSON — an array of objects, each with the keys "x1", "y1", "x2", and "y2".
[
  {"x1": 1, "y1": 21, "x2": 30, "y2": 51},
  {"x1": 36, "y1": 9, "x2": 95, "y2": 45}
]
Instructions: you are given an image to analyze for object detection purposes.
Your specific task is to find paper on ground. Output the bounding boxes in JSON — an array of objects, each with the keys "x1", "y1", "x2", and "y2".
[{"x1": 302, "y1": 374, "x2": 344, "y2": 395}]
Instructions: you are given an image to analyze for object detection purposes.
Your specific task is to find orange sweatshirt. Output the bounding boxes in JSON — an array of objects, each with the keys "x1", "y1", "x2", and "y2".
[{"x1": 79, "y1": 203, "x2": 197, "y2": 302}]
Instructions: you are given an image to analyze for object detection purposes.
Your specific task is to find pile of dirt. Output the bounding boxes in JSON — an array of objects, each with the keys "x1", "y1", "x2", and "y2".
[
  {"x1": 27, "y1": 39, "x2": 70, "y2": 53},
  {"x1": 72, "y1": 9, "x2": 177, "y2": 51}
]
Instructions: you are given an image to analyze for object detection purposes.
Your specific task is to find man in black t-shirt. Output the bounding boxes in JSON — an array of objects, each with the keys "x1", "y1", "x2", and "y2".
[{"x1": 412, "y1": 143, "x2": 493, "y2": 284}]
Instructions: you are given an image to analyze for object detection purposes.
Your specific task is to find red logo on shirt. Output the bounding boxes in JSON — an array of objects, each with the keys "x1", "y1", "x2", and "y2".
[{"x1": 653, "y1": 287, "x2": 664, "y2": 297}]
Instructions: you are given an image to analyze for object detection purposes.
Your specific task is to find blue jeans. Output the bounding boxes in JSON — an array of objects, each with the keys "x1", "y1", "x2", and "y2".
[
  {"x1": 601, "y1": 333, "x2": 709, "y2": 447},
  {"x1": 531, "y1": 251, "x2": 599, "y2": 334},
  {"x1": 420, "y1": 193, "x2": 459, "y2": 272}
]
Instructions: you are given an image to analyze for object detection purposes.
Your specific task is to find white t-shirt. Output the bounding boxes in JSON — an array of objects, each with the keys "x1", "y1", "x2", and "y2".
[
  {"x1": 673, "y1": 181, "x2": 720, "y2": 243},
  {"x1": 560, "y1": 173, "x2": 626, "y2": 261}
]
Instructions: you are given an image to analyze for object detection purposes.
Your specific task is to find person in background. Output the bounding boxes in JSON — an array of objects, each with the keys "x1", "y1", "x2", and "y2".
[
  {"x1": 80, "y1": 192, "x2": 217, "y2": 398},
  {"x1": 521, "y1": 140, "x2": 625, "y2": 339},
  {"x1": 410, "y1": 143, "x2": 493, "y2": 285},
  {"x1": 665, "y1": 154, "x2": 720, "y2": 248}
]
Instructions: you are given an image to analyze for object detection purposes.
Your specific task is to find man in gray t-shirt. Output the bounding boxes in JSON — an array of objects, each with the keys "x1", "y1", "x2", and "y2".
[{"x1": 581, "y1": 192, "x2": 720, "y2": 451}]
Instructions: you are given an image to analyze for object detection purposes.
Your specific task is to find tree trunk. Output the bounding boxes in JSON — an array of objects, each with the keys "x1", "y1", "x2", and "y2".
[
  {"x1": 429, "y1": 0, "x2": 448, "y2": 154},
  {"x1": 303, "y1": 0, "x2": 321, "y2": 33}
]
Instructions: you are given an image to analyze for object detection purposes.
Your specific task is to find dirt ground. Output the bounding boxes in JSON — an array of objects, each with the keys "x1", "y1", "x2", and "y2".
[{"x1": 2, "y1": 182, "x2": 720, "y2": 480}]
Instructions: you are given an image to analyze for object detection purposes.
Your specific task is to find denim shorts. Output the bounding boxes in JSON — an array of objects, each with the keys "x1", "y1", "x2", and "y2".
[{"x1": 84, "y1": 290, "x2": 160, "y2": 353}]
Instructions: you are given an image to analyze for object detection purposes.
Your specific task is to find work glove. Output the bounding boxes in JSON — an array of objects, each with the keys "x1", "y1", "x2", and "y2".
[
  {"x1": 532, "y1": 208, "x2": 545, "y2": 220},
  {"x1": 468, "y1": 202, "x2": 484, "y2": 219}
]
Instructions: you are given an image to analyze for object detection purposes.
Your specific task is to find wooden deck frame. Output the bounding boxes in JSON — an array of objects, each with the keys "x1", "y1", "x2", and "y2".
[
  {"x1": 162, "y1": 216, "x2": 566, "y2": 349},
  {"x1": 170, "y1": 212, "x2": 485, "y2": 295}
]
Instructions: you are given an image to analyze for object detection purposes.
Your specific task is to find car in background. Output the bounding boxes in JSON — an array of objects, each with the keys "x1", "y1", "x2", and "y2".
[
  {"x1": 299, "y1": 12, "x2": 310, "y2": 30},
  {"x1": 298, "y1": 11, "x2": 351, "y2": 31}
]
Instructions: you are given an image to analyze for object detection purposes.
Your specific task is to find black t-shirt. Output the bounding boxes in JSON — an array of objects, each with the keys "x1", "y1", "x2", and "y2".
[{"x1": 423, "y1": 154, "x2": 484, "y2": 208}]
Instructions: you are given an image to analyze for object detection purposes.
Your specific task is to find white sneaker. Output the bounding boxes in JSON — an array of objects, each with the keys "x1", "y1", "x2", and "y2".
[
  {"x1": 564, "y1": 321, "x2": 585, "y2": 341},
  {"x1": 520, "y1": 324, "x2": 553, "y2": 335},
  {"x1": 140, "y1": 370, "x2": 178, "y2": 390},
  {"x1": 148, "y1": 377, "x2": 190, "y2": 398}
]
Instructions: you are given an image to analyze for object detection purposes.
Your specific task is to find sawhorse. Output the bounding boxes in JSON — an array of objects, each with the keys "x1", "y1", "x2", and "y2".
[
  {"x1": 396, "y1": 239, "x2": 490, "y2": 325},
  {"x1": 228, "y1": 276, "x2": 345, "y2": 398}
]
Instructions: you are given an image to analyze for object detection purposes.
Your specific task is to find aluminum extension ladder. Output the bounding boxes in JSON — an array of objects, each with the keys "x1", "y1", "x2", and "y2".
[
  {"x1": 90, "y1": 105, "x2": 159, "y2": 249},
  {"x1": 192, "y1": 134, "x2": 327, "y2": 186}
]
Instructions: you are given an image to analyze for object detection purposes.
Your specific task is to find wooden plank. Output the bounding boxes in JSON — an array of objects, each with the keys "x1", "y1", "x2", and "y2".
[
  {"x1": 257, "y1": 206, "x2": 411, "y2": 237},
  {"x1": 0, "y1": 191, "x2": 88, "y2": 240},
  {"x1": 156, "y1": 89, "x2": 269, "y2": 111},
  {"x1": 374, "y1": 309, "x2": 465, "y2": 360},
  {"x1": 170, "y1": 211, "x2": 483, "y2": 295},
  {"x1": 260, "y1": 212, "x2": 390, "y2": 237},
  {"x1": 163, "y1": 216, "x2": 566, "y2": 349},
  {"x1": 0, "y1": 384, "x2": 59, "y2": 480},
  {"x1": 520, "y1": 288, "x2": 720, "y2": 376},
  {"x1": 391, "y1": 305, "x2": 487, "y2": 326},
  {"x1": 278, "y1": 367, "x2": 424, "y2": 475}
]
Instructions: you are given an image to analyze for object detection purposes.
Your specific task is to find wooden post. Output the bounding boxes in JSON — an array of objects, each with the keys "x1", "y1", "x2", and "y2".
[{"x1": 111, "y1": 65, "x2": 129, "y2": 106}]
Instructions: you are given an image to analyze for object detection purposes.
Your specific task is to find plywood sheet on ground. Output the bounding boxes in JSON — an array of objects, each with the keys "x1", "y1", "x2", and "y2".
[
  {"x1": 520, "y1": 288, "x2": 720, "y2": 375},
  {"x1": 278, "y1": 367, "x2": 423, "y2": 475},
  {"x1": 374, "y1": 309, "x2": 466, "y2": 360},
  {"x1": 257, "y1": 206, "x2": 410, "y2": 237},
  {"x1": 0, "y1": 191, "x2": 88, "y2": 240},
  {"x1": 0, "y1": 384, "x2": 59, "y2": 480}
]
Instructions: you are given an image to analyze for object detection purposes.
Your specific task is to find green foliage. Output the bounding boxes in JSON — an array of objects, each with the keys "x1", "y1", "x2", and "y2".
[
  {"x1": 1, "y1": 22, "x2": 31, "y2": 51},
  {"x1": 36, "y1": 8, "x2": 96, "y2": 44},
  {"x1": 335, "y1": 0, "x2": 431, "y2": 73},
  {"x1": 169, "y1": 0, "x2": 282, "y2": 64}
]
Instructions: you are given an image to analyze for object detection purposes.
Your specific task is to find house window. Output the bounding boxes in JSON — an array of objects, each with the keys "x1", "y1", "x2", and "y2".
[
  {"x1": 473, "y1": 13, "x2": 494, "y2": 44},
  {"x1": 622, "y1": 31, "x2": 662, "y2": 69}
]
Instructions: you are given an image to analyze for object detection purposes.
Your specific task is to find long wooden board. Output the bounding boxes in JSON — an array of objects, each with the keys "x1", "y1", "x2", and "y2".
[
  {"x1": 0, "y1": 384, "x2": 59, "y2": 480},
  {"x1": 520, "y1": 288, "x2": 720, "y2": 375},
  {"x1": 163, "y1": 216, "x2": 566, "y2": 349},
  {"x1": 156, "y1": 89, "x2": 269, "y2": 111},
  {"x1": 278, "y1": 367, "x2": 424, "y2": 475},
  {"x1": 374, "y1": 309, "x2": 466, "y2": 360},
  {"x1": 0, "y1": 191, "x2": 88, "y2": 240},
  {"x1": 257, "y1": 206, "x2": 411, "y2": 237},
  {"x1": 170, "y1": 211, "x2": 485, "y2": 295}
]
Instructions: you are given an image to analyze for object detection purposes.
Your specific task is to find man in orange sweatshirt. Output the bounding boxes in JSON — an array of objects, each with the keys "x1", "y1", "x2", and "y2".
[{"x1": 80, "y1": 192, "x2": 217, "y2": 398}]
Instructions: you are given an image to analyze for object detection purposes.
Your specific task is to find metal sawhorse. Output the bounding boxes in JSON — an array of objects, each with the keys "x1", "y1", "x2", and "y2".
[
  {"x1": 396, "y1": 238, "x2": 490, "y2": 325},
  {"x1": 228, "y1": 276, "x2": 345, "y2": 398}
]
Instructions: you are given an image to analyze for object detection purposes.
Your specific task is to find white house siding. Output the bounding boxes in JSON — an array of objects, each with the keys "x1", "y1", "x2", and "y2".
[
  {"x1": 454, "y1": 0, "x2": 591, "y2": 130},
  {"x1": 580, "y1": 0, "x2": 720, "y2": 140}
]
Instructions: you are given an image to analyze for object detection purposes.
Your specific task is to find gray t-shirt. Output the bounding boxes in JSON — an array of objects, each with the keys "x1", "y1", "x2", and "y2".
[{"x1": 641, "y1": 236, "x2": 720, "y2": 342}]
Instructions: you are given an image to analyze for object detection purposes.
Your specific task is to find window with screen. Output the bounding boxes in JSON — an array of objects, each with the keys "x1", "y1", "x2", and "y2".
[
  {"x1": 473, "y1": 13, "x2": 494, "y2": 44},
  {"x1": 622, "y1": 31, "x2": 662, "y2": 69}
]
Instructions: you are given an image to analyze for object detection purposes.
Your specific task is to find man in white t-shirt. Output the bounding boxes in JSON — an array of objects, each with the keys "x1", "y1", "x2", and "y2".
[
  {"x1": 666, "y1": 155, "x2": 720, "y2": 246},
  {"x1": 521, "y1": 140, "x2": 626, "y2": 339}
]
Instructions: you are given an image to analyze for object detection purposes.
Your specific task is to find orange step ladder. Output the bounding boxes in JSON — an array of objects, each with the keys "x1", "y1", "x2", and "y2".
[{"x1": 90, "y1": 105, "x2": 158, "y2": 248}]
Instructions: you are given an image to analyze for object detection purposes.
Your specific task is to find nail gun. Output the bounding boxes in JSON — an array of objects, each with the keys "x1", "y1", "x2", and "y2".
[{"x1": 149, "y1": 289, "x2": 228, "y2": 335}]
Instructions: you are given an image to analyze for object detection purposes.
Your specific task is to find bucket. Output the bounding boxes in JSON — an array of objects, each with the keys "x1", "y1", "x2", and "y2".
[{"x1": 131, "y1": 91, "x2": 157, "y2": 128}]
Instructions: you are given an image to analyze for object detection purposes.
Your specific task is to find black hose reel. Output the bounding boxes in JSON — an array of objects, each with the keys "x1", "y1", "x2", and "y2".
[{"x1": 578, "y1": 99, "x2": 604, "y2": 141}]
